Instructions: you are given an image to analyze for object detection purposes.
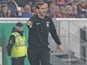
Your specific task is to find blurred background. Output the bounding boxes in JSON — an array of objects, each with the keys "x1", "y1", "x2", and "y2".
[{"x1": 0, "y1": 0, "x2": 87, "y2": 18}]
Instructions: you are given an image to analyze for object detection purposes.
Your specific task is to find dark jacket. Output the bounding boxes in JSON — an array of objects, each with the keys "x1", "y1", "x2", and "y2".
[
  {"x1": 7, "y1": 27, "x2": 23, "y2": 56},
  {"x1": 28, "y1": 15, "x2": 61, "y2": 49}
]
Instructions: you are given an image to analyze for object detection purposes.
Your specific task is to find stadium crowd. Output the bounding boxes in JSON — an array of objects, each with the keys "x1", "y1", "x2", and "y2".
[{"x1": 0, "y1": 0, "x2": 87, "y2": 18}]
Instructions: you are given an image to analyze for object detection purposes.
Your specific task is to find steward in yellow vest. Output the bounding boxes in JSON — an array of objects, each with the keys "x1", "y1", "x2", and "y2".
[{"x1": 7, "y1": 22, "x2": 27, "y2": 65}]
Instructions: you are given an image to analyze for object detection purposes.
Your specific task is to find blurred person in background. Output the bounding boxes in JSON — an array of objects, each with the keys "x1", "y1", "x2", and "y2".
[
  {"x1": 15, "y1": 0, "x2": 30, "y2": 7},
  {"x1": 63, "y1": 5, "x2": 75, "y2": 18},
  {"x1": 28, "y1": 0, "x2": 55, "y2": 7},
  {"x1": 7, "y1": 0, "x2": 18, "y2": 17},
  {"x1": 73, "y1": 0, "x2": 79, "y2": 5},
  {"x1": 28, "y1": 0, "x2": 54, "y2": 7},
  {"x1": 0, "y1": 4, "x2": 1, "y2": 11},
  {"x1": 49, "y1": 2, "x2": 57, "y2": 18},
  {"x1": 66, "y1": 0, "x2": 74, "y2": 5},
  {"x1": 71, "y1": 2, "x2": 78, "y2": 17},
  {"x1": 0, "y1": 0, "x2": 7, "y2": 11},
  {"x1": 84, "y1": 0, "x2": 87, "y2": 17},
  {"x1": 31, "y1": 7, "x2": 36, "y2": 15},
  {"x1": 0, "y1": 0, "x2": 7, "y2": 4},
  {"x1": 85, "y1": 0, "x2": 87, "y2": 7},
  {"x1": 77, "y1": 11, "x2": 87, "y2": 18},
  {"x1": 74, "y1": 0, "x2": 79, "y2": 2},
  {"x1": 44, "y1": 0, "x2": 55, "y2": 6},
  {"x1": 59, "y1": 5, "x2": 65, "y2": 17},
  {"x1": 0, "y1": 4, "x2": 10, "y2": 17},
  {"x1": 20, "y1": 4, "x2": 32, "y2": 18},
  {"x1": 77, "y1": 0, "x2": 86, "y2": 15},
  {"x1": 56, "y1": 0, "x2": 67, "y2": 6},
  {"x1": 28, "y1": 0, "x2": 44, "y2": 7},
  {"x1": 28, "y1": 0, "x2": 36, "y2": 7},
  {"x1": 55, "y1": 5, "x2": 63, "y2": 18},
  {"x1": 49, "y1": 3, "x2": 63, "y2": 18}
]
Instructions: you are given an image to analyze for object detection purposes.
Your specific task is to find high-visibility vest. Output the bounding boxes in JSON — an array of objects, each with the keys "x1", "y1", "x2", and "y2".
[{"x1": 11, "y1": 32, "x2": 27, "y2": 58}]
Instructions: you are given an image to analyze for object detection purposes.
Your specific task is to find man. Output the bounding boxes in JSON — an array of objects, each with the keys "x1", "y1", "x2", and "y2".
[
  {"x1": 7, "y1": 22, "x2": 27, "y2": 65},
  {"x1": 7, "y1": 0, "x2": 18, "y2": 17},
  {"x1": 27, "y1": 2, "x2": 62, "y2": 65},
  {"x1": 0, "y1": 4, "x2": 10, "y2": 17},
  {"x1": 15, "y1": 0, "x2": 29, "y2": 7},
  {"x1": 21, "y1": 4, "x2": 32, "y2": 18}
]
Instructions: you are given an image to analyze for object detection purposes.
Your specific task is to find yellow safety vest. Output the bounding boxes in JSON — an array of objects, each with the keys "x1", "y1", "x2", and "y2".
[{"x1": 11, "y1": 32, "x2": 27, "y2": 58}]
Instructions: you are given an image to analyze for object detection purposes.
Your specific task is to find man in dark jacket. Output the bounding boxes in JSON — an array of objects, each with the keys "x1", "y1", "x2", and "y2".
[{"x1": 27, "y1": 2, "x2": 63, "y2": 65}]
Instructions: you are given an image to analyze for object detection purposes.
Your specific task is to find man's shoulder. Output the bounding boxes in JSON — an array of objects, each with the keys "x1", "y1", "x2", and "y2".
[
  {"x1": 29, "y1": 15, "x2": 38, "y2": 20},
  {"x1": 31, "y1": 14, "x2": 37, "y2": 18},
  {"x1": 45, "y1": 15, "x2": 53, "y2": 22},
  {"x1": 46, "y1": 15, "x2": 51, "y2": 19}
]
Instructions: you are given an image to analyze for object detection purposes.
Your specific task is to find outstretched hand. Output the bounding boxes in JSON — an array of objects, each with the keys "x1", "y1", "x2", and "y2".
[
  {"x1": 27, "y1": 21, "x2": 33, "y2": 28},
  {"x1": 57, "y1": 44, "x2": 63, "y2": 53}
]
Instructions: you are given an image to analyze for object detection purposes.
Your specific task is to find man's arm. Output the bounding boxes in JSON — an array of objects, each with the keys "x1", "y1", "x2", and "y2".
[
  {"x1": 49, "y1": 19, "x2": 61, "y2": 44},
  {"x1": 49, "y1": 19, "x2": 62, "y2": 52},
  {"x1": 27, "y1": 21, "x2": 33, "y2": 28},
  {"x1": 26, "y1": 16, "x2": 35, "y2": 28},
  {"x1": 7, "y1": 35, "x2": 15, "y2": 56}
]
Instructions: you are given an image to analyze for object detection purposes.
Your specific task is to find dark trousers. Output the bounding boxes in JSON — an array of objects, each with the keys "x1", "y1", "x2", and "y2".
[
  {"x1": 28, "y1": 47, "x2": 51, "y2": 65},
  {"x1": 11, "y1": 56, "x2": 25, "y2": 65}
]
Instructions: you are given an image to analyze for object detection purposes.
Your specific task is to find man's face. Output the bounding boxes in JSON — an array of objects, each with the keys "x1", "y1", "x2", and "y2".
[
  {"x1": 81, "y1": 2, "x2": 85, "y2": 6},
  {"x1": 65, "y1": 7, "x2": 72, "y2": 15},
  {"x1": 59, "y1": 6, "x2": 65, "y2": 13},
  {"x1": 2, "y1": 7, "x2": 8, "y2": 14},
  {"x1": 49, "y1": 5, "x2": 56, "y2": 14},
  {"x1": 37, "y1": 4, "x2": 48, "y2": 17},
  {"x1": 16, "y1": 26, "x2": 23, "y2": 32},
  {"x1": 24, "y1": 5, "x2": 31, "y2": 13}
]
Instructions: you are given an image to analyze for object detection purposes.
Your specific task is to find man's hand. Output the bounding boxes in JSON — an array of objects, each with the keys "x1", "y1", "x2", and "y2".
[
  {"x1": 27, "y1": 21, "x2": 33, "y2": 28},
  {"x1": 57, "y1": 44, "x2": 63, "y2": 53}
]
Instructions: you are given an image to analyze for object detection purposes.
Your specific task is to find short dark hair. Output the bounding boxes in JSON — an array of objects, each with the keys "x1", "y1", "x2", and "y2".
[
  {"x1": 1, "y1": 4, "x2": 8, "y2": 9},
  {"x1": 35, "y1": 2, "x2": 45, "y2": 9},
  {"x1": 16, "y1": 22, "x2": 23, "y2": 27}
]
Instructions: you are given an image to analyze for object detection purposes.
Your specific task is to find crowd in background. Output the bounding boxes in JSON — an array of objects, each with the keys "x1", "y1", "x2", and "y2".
[{"x1": 0, "y1": 0, "x2": 87, "y2": 18}]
